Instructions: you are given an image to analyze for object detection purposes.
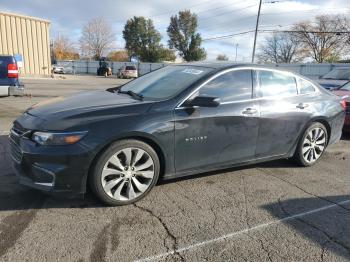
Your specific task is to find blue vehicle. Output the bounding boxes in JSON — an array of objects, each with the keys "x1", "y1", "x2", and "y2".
[{"x1": 0, "y1": 55, "x2": 24, "y2": 97}]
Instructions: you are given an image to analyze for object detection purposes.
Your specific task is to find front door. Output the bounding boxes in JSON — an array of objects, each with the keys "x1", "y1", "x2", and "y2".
[{"x1": 174, "y1": 69, "x2": 260, "y2": 173}]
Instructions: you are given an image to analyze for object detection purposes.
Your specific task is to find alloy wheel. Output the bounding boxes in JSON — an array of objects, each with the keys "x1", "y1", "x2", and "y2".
[
  {"x1": 302, "y1": 127, "x2": 326, "y2": 164},
  {"x1": 101, "y1": 147, "x2": 155, "y2": 201}
]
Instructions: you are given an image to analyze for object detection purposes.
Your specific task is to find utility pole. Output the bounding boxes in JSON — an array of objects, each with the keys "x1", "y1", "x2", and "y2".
[{"x1": 252, "y1": 0, "x2": 262, "y2": 63}]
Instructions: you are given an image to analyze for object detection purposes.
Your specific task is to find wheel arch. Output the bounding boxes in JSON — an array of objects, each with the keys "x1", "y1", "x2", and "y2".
[
  {"x1": 82, "y1": 132, "x2": 167, "y2": 193},
  {"x1": 288, "y1": 116, "x2": 332, "y2": 158}
]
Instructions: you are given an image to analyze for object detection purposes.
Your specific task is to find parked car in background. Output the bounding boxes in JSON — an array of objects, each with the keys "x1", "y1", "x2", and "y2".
[
  {"x1": 332, "y1": 81, "x2": 350, "y2": 132},
  {"x1": 117, "y1": 65, "x2": 138, "y2": 79},
  {"x1": 0, "y1": 55, "x2": 24, "y2": 97},
  {"x1": 317, "y1": 67, "x2": 350, "y2": 89},
  {"x1": 52, "y1": 66, "x2": 64, "y2": 74},
  {"x1": 10, "y1": 64, "x2": 345, "y2": 206},
  {"x1": 52, "y1": 65, "x2": 73, "y2": 74}
]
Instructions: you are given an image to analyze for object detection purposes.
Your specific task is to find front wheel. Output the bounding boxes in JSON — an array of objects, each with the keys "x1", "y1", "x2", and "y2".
[
  {"x1": 89, "y1": 140, "x2": 160, "y2": 206},
  {"x1": 294, "y1": 122, "x2": 328, "y2": 167}
]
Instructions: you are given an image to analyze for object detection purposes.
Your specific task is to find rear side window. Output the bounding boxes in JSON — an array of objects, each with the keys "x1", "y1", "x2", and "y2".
[
  {"x1": 298, "y1": 78, "x2": 315, "y2": 94},
  {"x1": 126, "y1": 66, "x2": 136, "y2": 70},
  {"x1": 258, "y1": 70, "x2": 297, "y2": 97},
  {"x1": 198, "y1": 70, "x2": 253, "y2": 102}
]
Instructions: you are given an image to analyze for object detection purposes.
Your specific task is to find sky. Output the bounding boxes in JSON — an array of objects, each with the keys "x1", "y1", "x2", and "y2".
[{"x1": 1, "y1": 0, "x2": 349, "y2": 61}]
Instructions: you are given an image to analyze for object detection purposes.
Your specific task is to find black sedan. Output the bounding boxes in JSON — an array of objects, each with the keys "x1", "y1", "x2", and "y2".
[{"x1": 10, "y1": 63, "x2": 346, "y2": 205}]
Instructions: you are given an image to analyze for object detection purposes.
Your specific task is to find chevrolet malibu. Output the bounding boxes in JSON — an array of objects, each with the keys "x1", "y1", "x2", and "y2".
[{"x1": 10, "y1": 64, "x2": 346, "y2": 206}]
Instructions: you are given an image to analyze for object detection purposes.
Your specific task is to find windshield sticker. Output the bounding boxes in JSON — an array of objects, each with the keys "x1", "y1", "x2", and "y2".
[{"x1": 182, "y1": 68, "x2": 203, "y2": 75}]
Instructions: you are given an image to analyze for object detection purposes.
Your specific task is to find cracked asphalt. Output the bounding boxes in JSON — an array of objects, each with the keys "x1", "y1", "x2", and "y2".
[{"x1": 0, "y1": 75, "x2": 350, "y2": 261}]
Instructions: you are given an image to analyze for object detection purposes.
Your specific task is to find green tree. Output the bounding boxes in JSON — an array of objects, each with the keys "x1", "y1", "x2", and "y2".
[
  {"x1": 123, "y1": 16, "x2": 173, "y2": 62},
  {"x1": 167, "y1": 10, "x2": 206, "y2": 61},
  {"x1": 159, "y1": 48, "x2": 176, "y2": 62}
]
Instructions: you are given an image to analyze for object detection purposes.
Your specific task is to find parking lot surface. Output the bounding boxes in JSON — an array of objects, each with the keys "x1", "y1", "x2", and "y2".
[{"x1": 0, "y1": 76, "x2": 350, "y2": 261}]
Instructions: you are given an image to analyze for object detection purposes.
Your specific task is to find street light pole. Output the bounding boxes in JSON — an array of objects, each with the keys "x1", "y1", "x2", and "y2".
[{"x1": 252, "y1": 0, "x2": 262, "y2": 63}]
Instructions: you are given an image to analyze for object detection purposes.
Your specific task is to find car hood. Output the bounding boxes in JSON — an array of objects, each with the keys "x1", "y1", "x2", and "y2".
[
  {"x1": 18, "y1": 90, "x2": 153, "y2": 130},
  {"x1": 317, "y1": 79, "x2": 348, "y2": 89},
  {"x1": 332, "y1": 90, "x2": 350, "y2": 101}
]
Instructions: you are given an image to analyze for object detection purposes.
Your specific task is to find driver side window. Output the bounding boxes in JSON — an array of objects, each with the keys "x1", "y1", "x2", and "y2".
[{"x1": 197, "y1": 70, "x2": 253, "y2": 103}]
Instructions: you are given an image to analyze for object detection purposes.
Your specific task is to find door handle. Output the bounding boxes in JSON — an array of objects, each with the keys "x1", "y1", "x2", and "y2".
[
  {"x1": 296, "y1": 103, "x2": 309, "y2": 109},
  {"x1": 242, "y1": 108, "x2": 258, "y2": 115}
]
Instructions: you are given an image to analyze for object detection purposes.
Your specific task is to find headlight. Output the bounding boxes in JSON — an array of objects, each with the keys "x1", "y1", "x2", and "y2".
[{"x1": 32, "y1": 131, "x2": 87, "y2": 145}]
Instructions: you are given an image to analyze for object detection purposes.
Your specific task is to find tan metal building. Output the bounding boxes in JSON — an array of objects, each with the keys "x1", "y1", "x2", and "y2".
[{"x1": 0, "y1": 12, "x2": 51, "y2": 76}]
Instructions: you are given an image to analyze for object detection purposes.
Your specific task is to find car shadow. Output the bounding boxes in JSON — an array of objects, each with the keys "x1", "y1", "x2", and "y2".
[{"x1": 261, "y1": 195, "x2": 350, "y2": 260}]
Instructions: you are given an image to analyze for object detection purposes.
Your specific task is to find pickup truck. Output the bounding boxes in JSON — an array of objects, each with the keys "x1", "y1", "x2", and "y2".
[{"x1": 0, "y1": 55, "x2": 24, "y2": 97}]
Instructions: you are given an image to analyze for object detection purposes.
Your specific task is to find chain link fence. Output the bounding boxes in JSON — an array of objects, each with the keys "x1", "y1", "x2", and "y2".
[
  {"x1": 56, "y1": 60, "x2": 350, "y2": 79},
  {"x1": 56, "y1": 61, "x2": 166, "y2": 76}
]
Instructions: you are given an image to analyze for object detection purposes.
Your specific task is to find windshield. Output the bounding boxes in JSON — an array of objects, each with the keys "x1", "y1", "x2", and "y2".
[
  {"x1": 340, "y1": 82, "x2": 350, "y2": 91},
  {"x1": 119, "y1": 65, "x2": 212, "y2": 100},
  {"x1": 322, "y1": 69, "x2": 350, "y2": 80}
]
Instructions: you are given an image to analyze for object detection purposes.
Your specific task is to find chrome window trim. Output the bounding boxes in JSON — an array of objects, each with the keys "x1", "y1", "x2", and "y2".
[{"x1": 176, "y1": 66, "x2": 319, "y2": 109}]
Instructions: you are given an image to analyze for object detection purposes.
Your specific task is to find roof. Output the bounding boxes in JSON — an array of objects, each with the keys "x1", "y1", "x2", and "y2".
[
  {"x1": 0, "y1": 11, "x2": 50, "y2": 23},
  {"x1": 176, "y1": 62, "x2": 285, "y2": 70}
]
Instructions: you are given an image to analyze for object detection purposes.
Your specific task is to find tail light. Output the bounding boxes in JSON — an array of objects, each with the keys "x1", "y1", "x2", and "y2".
[
  {"x1": 340, "y1": 100, "x2": 346, "y2": 111},
  {"x1": 8, "y1": 63, "x2": 18, "y2": 78}
]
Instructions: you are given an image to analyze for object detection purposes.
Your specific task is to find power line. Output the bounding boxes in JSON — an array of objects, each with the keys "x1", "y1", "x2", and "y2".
[
  {"x1": 261, "y1": 30, "x2": 350, "y2": 34},
  {"x1": 261, "y1": 7, "x2": 350, "y2": 16},
  {"x1": 202, "y1": 29, "x2": 350, "y2": 41},
  {"x1": 198, "y1": 4, "x2": 257, "y2": 22},
  {"x1": 153, "y1": 0, "x2": 250, "y2": 21},
  {"x1": 199, "y1": 14, "x2": 257, "y2": 31},
  {"x1": 202, "y1": 30, "x2": 255, "y2": 41},
  {"x1": 196, "y1": 0, "x2": 251, "y2": 15},
  {"x1": 151, "y1": 0, "x2": 215, "y2": 17}
]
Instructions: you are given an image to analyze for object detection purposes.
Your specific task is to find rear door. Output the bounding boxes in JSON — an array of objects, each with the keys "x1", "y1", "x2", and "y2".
[
  {"x1": 255, "y1": 69, "x2": 312, "y2": 158},
  {"x1": 174, "y1": 69, "x2": 260, "y2": 172}
]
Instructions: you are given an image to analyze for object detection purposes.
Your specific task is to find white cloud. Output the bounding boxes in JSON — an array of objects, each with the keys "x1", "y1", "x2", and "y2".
[{"x1": 0, "y1": 0, "x2": 349, "y2": 61}]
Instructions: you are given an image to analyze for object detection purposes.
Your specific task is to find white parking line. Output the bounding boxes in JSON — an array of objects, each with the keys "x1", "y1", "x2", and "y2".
[
  {"x1": 136, "y1": 199, "x2": 350, "y2": 262},
  {"x1": 0, "y1": 131, "x2": 9, "y2": 135}
]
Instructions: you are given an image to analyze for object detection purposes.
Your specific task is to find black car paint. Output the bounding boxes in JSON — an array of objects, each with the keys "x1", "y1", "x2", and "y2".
[{"x1": 10, "y1": 64, "x2": 345, "y2": 196}]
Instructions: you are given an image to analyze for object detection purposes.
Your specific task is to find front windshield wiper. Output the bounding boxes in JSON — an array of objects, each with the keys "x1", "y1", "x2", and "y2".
[{"x1": 118, "y1": 90, "x2": 143, "y2": 101}]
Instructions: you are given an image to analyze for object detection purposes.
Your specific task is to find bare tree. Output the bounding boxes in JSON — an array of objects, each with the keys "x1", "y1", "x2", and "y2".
[
  {"x1": 258, "y1": 33, "x2": 302, "y2": 63},
  {"x1": 293, "y1": 15, "x2": 349, "y2": 63},
  {"x1": 79, "y1": 17, "x2": 115, "y2": 60},
  {"x1": 52, "y1": 35, "x2": 79, "y2": 61}
]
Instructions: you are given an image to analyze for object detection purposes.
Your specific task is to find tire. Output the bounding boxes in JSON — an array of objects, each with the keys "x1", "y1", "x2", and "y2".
[
  {"x1": 294, "y1": 122, "x2": 328, "y2": 167},
  {"x1": 89, "y1": 139, "x2": 160, "y2": 206}
]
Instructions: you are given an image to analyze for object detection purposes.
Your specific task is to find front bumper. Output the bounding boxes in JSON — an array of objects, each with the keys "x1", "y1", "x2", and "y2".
[{"x1": 9, "y1": 131, "x2": 94, "y2": 196}]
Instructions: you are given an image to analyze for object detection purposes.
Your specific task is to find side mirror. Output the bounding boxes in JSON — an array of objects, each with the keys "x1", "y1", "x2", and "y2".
[{"x1": 185, "y1": 95, "x2": 220, "y2": 107}]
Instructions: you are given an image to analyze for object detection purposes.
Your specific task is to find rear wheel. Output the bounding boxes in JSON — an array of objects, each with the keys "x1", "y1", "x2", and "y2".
[
  {"x1": 90, "y1": 140, "x2": 160, "y2": 206},
  {"x1": 294, "y1": 122, "x2": 328, "y2": 167}
]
